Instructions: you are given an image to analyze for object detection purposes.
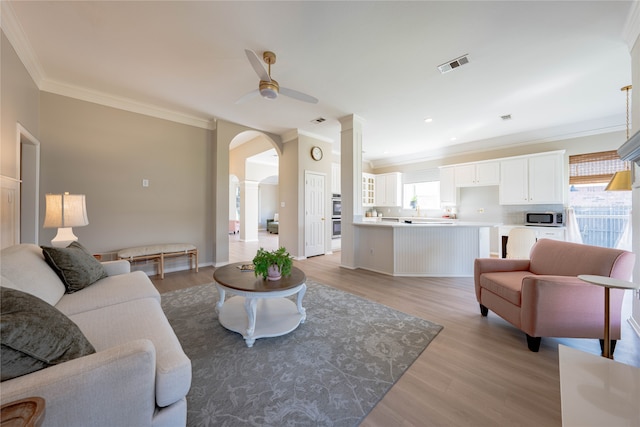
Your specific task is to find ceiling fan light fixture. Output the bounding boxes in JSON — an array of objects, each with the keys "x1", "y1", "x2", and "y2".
[{"x1": 259, "y1": 80, "x2": 279, "y2": 99}]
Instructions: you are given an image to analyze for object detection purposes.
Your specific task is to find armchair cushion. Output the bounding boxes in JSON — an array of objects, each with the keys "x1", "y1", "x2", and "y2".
[
  {"x1": 479, "y1": 271, "x2": 532, "y2": 305},
  {"x1": 1, "y1": 287, "x2": 96, "y2": 381}
]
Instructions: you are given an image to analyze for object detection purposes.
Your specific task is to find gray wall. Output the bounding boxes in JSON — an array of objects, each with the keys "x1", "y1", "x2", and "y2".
[
  {"x1": 1, "y1": 30, "x2": 40, "y2": 178},
  {"x1": 39, "y1": 92, "x2": 213, "y2": 267}
]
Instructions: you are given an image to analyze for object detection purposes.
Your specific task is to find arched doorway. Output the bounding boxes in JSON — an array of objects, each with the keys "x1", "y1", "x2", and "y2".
[{"x1": 227, "y1": 130, "x2": 281, "y2": 263}]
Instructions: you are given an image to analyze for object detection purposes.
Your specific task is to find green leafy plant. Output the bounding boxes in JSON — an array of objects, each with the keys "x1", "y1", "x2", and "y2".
[{"x1": 252, "y1": 247, "x2": 293, "y2": 279}]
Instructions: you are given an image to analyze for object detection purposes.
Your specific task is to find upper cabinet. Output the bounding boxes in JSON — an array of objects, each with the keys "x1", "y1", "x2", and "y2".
[
  {"x1": 499, "y1": 152, "x2": 565, "y2": 205},
  {"x1": 362, "y1": 173, "x2": 376, "y2": 206},
  {"x1": 375, "y1": 172, "x2": 402, "y2": 207},
  {"x1": 454, "y1": 162, "x2": 499, "y2": 187},
  {"x1": 331, "y1": 163, "x2": 341, "y2": 195},
  {"x1": 439, "y1": 166, "x2": 457, "y2": 206}
]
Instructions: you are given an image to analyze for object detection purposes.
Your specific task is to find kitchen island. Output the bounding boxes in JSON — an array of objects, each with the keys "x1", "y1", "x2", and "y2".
[{"x1": 353, "y1": 220, "x2": 496, "y2": 277}]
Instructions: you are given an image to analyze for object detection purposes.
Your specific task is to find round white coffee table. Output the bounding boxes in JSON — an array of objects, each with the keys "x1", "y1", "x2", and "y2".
[{"x1": 213, "y1": 262, "x2": 307, "y2": 347}]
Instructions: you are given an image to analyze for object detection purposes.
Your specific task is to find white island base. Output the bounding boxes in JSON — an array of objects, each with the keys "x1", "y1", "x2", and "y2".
[{"x1": 353, "y1": 221, "x2": 492, "y2": 277}]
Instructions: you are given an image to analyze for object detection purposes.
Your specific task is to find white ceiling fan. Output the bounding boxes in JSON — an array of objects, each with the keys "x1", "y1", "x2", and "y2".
[{"x1": 236, "y1": 49, "x2": 318, "y2": 104}]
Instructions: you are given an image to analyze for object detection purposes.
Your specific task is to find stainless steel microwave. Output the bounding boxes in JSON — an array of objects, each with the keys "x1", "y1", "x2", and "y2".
[{"x1": 525, "y1": 212, "x2": 564, "y2": 227}]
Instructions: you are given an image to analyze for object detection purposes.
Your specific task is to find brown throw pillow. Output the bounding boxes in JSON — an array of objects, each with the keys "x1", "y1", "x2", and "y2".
[
  {"x1": 0, "y1": 287, "x2": 96, "y2": 381},
  {"x1": 41, "y1": 241, "x2": 107, "y2": 293}
]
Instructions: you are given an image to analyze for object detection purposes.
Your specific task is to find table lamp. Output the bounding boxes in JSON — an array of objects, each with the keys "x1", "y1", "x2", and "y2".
[{"x1": 43, "y1": 192, "x2": 89, "y2": 247}]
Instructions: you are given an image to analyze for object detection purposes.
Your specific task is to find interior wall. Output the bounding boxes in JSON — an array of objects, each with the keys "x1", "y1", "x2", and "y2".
[
  {"x1": 259, "y1": 183, "x2": 278, "y2": 229},
  {"x1": 229, "y1": 136, "x2": 274, "y2": 180},
  {"x1": 215, "y1": 120, "x2": 282, "y2": 265},
  {"x1": 39, "y1": 92, "x2": 212, "y2": 267},
  {"x1": 0, "y1": 30, "x2": 40, "y2": 179},
  {"x1": 294, "y1": 134, "x2": 333, "y2": 257},
  {"x1": 1, "y1": 30, "x2": 40, "y2": 249}
]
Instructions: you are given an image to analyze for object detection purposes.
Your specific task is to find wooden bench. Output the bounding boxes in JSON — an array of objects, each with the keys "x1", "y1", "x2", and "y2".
[{"x1": 117, "y1": 243, "x2": 198, "y2": 279}]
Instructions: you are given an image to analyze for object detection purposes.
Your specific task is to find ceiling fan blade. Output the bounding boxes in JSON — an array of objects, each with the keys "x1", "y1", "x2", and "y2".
[
  {"x1": 245, "y1": 49, "x2": 270, "y2": 82},
  {"x1": 235, "y1": 89, "x2": 260, "y2": 105},
  {"x1": 280, "y1": 87, "x2": 319, "y2": 104}
]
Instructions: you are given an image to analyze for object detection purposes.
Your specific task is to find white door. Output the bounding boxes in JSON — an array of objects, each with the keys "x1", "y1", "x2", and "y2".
[{"x1": 305, "y1": 171, "x2": 325, "y2": 257}]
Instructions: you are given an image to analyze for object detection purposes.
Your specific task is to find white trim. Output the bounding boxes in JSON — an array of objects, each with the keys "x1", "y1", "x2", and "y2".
[
  {"x1": 623, "y1": 0, "x2": 640, "y2": 51},
  {"x1": 17, "y1": 123, "x2": 41, "y2": 245},
  {"x1": 0, "y1": 1, "x2": 45, "y2": 86},
  {"x1": 41, "y1": 81, "x2": 214, "y2": 130},
  {"x1": 282, "y1": 129, "x2": 333, "y2": 144},
  {"x1": 1, "y1": 1, "x2": 216, "y2": 130},
  {"x1": 618, "y1": 129, "x2": 640, "y2": 165}
]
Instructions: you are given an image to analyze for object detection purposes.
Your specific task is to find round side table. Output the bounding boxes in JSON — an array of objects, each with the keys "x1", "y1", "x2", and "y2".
[{"x1": 578, "y1": 275, "x2": 640, "y2": 359}]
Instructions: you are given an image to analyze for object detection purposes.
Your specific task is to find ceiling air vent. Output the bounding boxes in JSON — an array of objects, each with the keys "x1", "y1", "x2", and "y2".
[
  {"x1": 311, "y1": 117, "x2": 326, "y2": 124},
  {"x1": 437, "y1": 54, "x2": 469, "y2": 74}
]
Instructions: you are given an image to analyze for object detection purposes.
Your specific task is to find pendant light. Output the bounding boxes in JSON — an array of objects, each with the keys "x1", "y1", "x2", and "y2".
[{"x1": 605, "y1": 85, "x2": 633, "y2": 191}]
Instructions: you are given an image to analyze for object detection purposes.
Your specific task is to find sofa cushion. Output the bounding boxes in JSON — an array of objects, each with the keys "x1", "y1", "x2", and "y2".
[
  {"x1": 69, "y1": 298, "x2": 191, "y2": 407},
  {"x1": 41, "y1": 242, "x2": 107, "y2": 293},
  {"x1": 0, "y1": 244, "x2": 66, "y2": 306},
  {"x1": 56, "y1": 271, "x2": 161, "y2": 317},
  {"x1": 479, "y1": 271, "x2": 534, "y2": 306},
  {"x1": 0, "y1": 287, "x2": 96, "y2": 381}
]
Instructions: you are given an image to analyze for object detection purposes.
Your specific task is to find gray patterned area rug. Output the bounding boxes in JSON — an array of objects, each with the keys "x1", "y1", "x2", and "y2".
[{"x1": 161, "y1": 281, "x2": 443, "y2": 427}]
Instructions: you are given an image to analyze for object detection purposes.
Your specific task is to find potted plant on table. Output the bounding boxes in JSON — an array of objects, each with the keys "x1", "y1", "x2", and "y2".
[{"x1": 252, "y1": 247, "x2": 293, "y2": 281}]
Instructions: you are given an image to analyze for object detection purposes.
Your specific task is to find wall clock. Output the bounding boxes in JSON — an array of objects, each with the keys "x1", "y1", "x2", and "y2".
[{"x1": 311, "y1": 146, "x2": 323, "y2": 161}]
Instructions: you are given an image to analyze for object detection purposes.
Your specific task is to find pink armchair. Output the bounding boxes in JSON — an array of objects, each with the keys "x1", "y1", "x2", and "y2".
[{"x1": 474, "y1": 238, "x2": 635, "y2": 353}]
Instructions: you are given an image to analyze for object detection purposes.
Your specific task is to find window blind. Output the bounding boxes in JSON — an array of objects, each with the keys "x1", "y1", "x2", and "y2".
[
  {"x1": 403, "y1": 168, "x2": 440, "y2": 184},
  {"x1": 568, "y1": 150, "x2": 629, "y2": 185}
]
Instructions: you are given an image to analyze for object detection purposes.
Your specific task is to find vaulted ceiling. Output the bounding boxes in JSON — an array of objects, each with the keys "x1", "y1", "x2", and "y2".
[{"x1": 3, "y1": 1, "x2": 637, "y2": 167}]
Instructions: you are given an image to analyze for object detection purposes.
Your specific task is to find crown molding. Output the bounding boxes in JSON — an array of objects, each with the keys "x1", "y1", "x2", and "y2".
[
  {"x1": 618, "y1": 129, "x2": 640, "y2": 165},
  {"x1": 623, "y1": 1, "x2": 640, "y2": 50},
  {"x1": 2, "y1": 1, "x2": 215, "y2": 130},
  {"x1": 1, "y1": 1, "x2": 45, "y2": 86},
  {"x1": 369, "y1": 116, "x2": 626, "y2": 169},
  {"x1": 41, "y1": 80, "x2": 214, "y2": 130},
  {"x1": 281, "y1": 129, "x2": 333, "y2": 144}
]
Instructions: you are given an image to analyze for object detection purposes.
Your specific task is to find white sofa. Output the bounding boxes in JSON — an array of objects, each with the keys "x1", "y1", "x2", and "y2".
[{"x1": 0, "y1": 244, "x2": 191, "y2": 427}]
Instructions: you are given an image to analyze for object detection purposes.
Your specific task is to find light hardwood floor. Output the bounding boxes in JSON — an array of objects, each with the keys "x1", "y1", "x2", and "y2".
[{"x1": 151, "y1": 232, "x2": 640, "y2": 427}]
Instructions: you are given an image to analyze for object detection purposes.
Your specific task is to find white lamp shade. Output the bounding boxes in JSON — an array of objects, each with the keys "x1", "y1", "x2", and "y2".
[{"x1": 43, "y1": 193, "x2": 89, "y2": 228}]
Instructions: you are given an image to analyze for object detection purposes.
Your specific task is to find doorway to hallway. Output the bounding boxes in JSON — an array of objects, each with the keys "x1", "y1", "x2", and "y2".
[{"x1": 229, "y1": 230, "x2": 279, "y2": 263}]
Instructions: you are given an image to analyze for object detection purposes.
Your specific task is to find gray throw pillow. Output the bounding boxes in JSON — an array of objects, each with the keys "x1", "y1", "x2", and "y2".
[
  {"x1": 0, "y1": 287, "x2": 96, "y2": 381},
  {"x1": 41, "y1": 241, "x2": 107, "y2": 293}
]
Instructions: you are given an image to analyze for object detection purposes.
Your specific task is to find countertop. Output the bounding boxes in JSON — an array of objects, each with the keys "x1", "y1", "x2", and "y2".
[{"x1": 354, "y1": 218, "x2": 498, "y2": 227}]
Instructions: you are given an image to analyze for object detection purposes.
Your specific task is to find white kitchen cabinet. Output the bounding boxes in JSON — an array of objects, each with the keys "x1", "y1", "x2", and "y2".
[
  {"x1": 375, "y1": 172, "x2": 402, "y2": 207},
  {"x1": 455, "y1": 162, "x2": 499, "y2": 187},
  {"x1": 499, "y1": 152, "x2": 565, "y2": 205},
  {"x1": 331, "y1": 163, "x2": 341, "y2": 194},
  {"x1": 439, "y1": 166, "x2": 457, "y2": 206},
  {"x1": 362, "y1": 173, "x2": 375, "y2": 206}
]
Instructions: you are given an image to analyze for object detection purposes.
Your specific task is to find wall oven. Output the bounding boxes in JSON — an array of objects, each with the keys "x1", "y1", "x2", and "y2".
[
  {"x1": 331, "y1": 194, "x2": 342, "y2": 217},
  {"x1": 331, "y1": 217, "x2": 341, "y2": 239},
  {"x1": 331, "y1": 194, "x2": 341, "y2": 239}
]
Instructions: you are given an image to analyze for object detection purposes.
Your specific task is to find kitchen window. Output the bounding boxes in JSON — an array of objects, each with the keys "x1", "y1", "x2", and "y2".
[
  {"x1": 568, "y1": 150, "x2": 632, "y2": 249},
  {"x1": 403, "y1": 181, "x2": 440, "y2": 210}
]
